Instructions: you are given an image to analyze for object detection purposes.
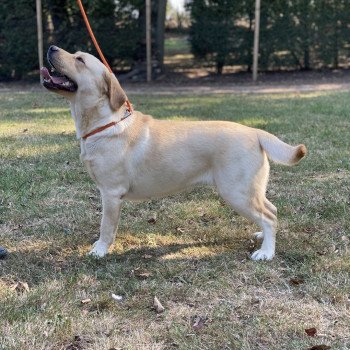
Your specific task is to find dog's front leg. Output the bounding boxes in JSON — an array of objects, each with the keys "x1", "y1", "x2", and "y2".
[{"x1": 89, "y1": 190, "x2": 123, "y2": 257}]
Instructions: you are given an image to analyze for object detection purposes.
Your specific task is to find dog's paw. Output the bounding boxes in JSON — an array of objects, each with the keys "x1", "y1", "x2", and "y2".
[
  {"x1": 88, "y1": 240, "x2": 109, "y2": 258},
  {"x1": 251, "y1": 248, "x2": 274, "y2": 261},
  {"x1": 254, "y1": 231, "x2": 264, "y2": 240}
]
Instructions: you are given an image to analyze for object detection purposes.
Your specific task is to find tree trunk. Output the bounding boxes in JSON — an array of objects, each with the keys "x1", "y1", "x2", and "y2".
[
  {"x1": 333, "y1": 29, "x2": 339, "y2": 69},
  {"x1": 303, "y1": 47, "x2": 310, "y2": 70},
  {"x1": 216, "y1": 58, "x2": 224, "y2": 75},
  {"x1": 46, "y1": 0, "x2": 69, "y2": 43},
  {"x1": 156, "y1": 0, "x2": 167, "y2": 72},
  {"x1": 301, "y1": 0, "x2": 310, "y2": 70},
  {"x1": 332, "y1": 2, "x2": 339, "y2": 69}
]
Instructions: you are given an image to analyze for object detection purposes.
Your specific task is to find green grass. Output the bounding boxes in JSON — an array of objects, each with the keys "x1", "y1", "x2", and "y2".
[
  {"x1": 0, "y1": 90, "x2": 349, "y2": 350},
  {"x1": 165, "y1": 35, "x2": 191, "y2": 56}
]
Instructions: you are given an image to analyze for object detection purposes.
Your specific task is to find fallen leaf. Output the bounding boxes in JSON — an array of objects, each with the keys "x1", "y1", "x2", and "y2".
[
  {"x1": 251, "y1": 297, "x2": 261, "y2": 305},
  {"x1": 111, "y1": 293, "x2": 123, "y2": 302},
  {"x1": 65, "y1": 334, "x2": 91, "y2": 350},
  {"x1": 80, "y1": 298, "x2": 91, "y2": 304},
  {"x1": 147, "y1": 213, "x2": 157, "y2": 224},
  {"x1": 192, "y1": 316, "x2": 207, "y2": 331},
  {"x1": 153, "y1": 296, "x2": 165, "y2": 313},
  {"x1": 135, "y1": 270, "x2": 152, "y2": 279},
  {"x1": 290, "y1": 278, "x2": 305, "y2": 285},
  {"x1": 176, "y1": 227, "x2": 185, "y2": 233},
  {"x1": 10, "y1": 281, "x2": 30, "y2": 293},
  {"x1": 308, "y1": 345, "x2": 331, "y2": 350},
  {"x1": 305, "y1": 327, "x2": 317, "y2": 337}
]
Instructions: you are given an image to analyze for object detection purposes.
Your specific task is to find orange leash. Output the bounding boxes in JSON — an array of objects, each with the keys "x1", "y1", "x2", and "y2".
[
  {"x1": 76, "y1": 0, "x2": 133, "y2": 112},
  {"x1": 76, "y1": 0, "x2": 112, "y2": 73}
]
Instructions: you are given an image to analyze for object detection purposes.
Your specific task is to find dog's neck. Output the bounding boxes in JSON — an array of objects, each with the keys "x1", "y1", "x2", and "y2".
[{"x1": 70, "y1": 94, "x2": 125, "y2": 139}]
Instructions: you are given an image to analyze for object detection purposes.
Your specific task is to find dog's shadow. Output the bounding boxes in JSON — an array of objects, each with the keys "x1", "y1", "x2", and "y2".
[{"x1": 1, "y1": 236, "x2": 253, "y2": 289}]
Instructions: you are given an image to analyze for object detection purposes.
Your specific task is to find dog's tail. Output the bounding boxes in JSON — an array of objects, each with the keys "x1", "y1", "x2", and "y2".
[{"x1": 257, "y1": 130, "x2": 307, "y2": 165}]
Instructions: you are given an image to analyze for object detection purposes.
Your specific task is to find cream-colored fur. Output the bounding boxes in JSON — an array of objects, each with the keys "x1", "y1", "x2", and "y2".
[{"x1": 44, "y1": 47, "x2": 307, "y2": 260}]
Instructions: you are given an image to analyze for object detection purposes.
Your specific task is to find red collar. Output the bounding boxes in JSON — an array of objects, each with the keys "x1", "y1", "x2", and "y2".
[{"x1": 82, "y1": 100, "x2": 133, "y2": 140}]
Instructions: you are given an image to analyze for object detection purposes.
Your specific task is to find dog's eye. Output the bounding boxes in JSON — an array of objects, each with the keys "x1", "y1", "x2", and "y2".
[{"x1": 76, "y1": 57, "x2": 85, "y2": 64}]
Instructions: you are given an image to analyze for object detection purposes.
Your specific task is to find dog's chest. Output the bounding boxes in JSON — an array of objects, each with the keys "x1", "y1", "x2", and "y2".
[
  {"x1": 80, "y1": 145, "x2": 99, "y2": 183},
  {"x1": 80, "y1": 139, "x2": 111, "y2": 183},
  {"x1": 79, "y1": 139, "x2": 127, "y2": 187}
]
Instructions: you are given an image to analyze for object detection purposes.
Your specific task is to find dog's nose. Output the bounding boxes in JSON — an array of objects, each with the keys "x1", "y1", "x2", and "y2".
[
  {"x1": 49, "y1": 45, "x2": 59, "y2": 53},
  {"x1": 47, "y1": 46, "x2": 60, "y2": 64}
]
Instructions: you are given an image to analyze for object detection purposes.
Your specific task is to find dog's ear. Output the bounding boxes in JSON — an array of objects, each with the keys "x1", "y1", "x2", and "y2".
[{"x1": 103, "y1": 72, "x2": 127, "y2": 111}]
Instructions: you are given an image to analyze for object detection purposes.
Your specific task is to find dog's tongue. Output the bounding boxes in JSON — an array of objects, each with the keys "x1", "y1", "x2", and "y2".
[
  {"x1": 41, "y1": 67, "x2": 51, "y2": 80},
  {"x1": 40, "y1": 67, "x2": 67, "y2": 84}
]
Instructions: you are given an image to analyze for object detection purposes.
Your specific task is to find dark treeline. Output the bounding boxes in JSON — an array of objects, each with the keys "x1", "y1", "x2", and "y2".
[
  {"x1": 0, "y1": 0, "x2": 349, "y2": 79},
  {"x1": 189, "y1": 0, "x2": 350, "y2": 74},
  {"x1": 0, "y1": 0, "x2": 166, "y2": 80}
]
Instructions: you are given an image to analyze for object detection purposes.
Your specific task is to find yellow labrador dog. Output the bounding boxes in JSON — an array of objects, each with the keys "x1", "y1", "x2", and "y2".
[{"x1": 41, "y1": 45, "x2": 306, "y2": 260}]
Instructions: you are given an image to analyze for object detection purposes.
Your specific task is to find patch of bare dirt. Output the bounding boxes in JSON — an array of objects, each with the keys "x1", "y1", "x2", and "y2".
[
  {"x1": 2, "y1": 68, "x2": 350, "y2": 95},
  {"x1": 124, "y1": 68, "x2": 350, "y2": 95}
]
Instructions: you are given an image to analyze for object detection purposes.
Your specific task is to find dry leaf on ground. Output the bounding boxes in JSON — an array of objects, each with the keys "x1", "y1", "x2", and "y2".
[
  {"x1": 192, "y1": 316, "x2": 207, "y2": 331},
  {"x1": 10, "y1": 281, "x2": 29, "y2": 293},
  {"x1": 290, "y1": 278, "x2": 305, "y2": 285},
  {"x1": 80, "y1": 298, "x2": 91, "y2": 304},
  {"x1": 134, "y1": 269, "x2": 152, "y2": 279},
  {"x1": 147, "y1": 213, "x2": 157, "y2": 224},
  {"x1": 65, "y1": 335, "x2": 91, "y2": 350},
  {"x1": 305, "y1": 327, "x2": 317, "y2": 337}
]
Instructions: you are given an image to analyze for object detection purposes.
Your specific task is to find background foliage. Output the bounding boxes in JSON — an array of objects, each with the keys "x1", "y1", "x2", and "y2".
[
  {"x1": 0, "y1": 0, "x2": 153, "y2": 79},
  {"x1": 189, "y1": 0, "x2": 350, "y2": 73},
  {"x1": 0, "y1": 0, "x2": 350, "y2": 79}
]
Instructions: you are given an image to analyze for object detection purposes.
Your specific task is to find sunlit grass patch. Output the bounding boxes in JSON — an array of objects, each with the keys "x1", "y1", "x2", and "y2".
[{"x1": 0, "y1": 90, "x2": 349, "y2": 349}]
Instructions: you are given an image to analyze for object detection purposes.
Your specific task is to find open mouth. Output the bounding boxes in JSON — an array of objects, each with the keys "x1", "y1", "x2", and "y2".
[{"x1": 41, "y1": 66, "x2": 77, "y2": 92}]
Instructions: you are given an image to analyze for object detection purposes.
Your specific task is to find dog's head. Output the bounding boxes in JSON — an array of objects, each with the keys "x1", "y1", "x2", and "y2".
[{"x1": 41, "y1": 46, "x2": 126, "y2": 111}]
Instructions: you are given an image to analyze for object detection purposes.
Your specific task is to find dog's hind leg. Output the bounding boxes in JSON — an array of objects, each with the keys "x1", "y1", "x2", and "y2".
[
  {"x1": 215, "y1": 158, "x2": 277, "y2": 260},
  {"x1": 250, "y1": 202, "x2": 277, "y2": 260},
  {"x1": 264, "y1": 198, "x2": 277, "y2": 216},
  {"x1": 220, "y1": 191, "x2": 277, "y2": 260},
  {"x1": 254, "y1": 198, "x2": 277, "y2": 240}
]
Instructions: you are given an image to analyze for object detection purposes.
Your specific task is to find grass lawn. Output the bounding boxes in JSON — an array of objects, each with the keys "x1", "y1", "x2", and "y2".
[{"x1": 0, "y1": 89, "x2": 349, "y2": 350}]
